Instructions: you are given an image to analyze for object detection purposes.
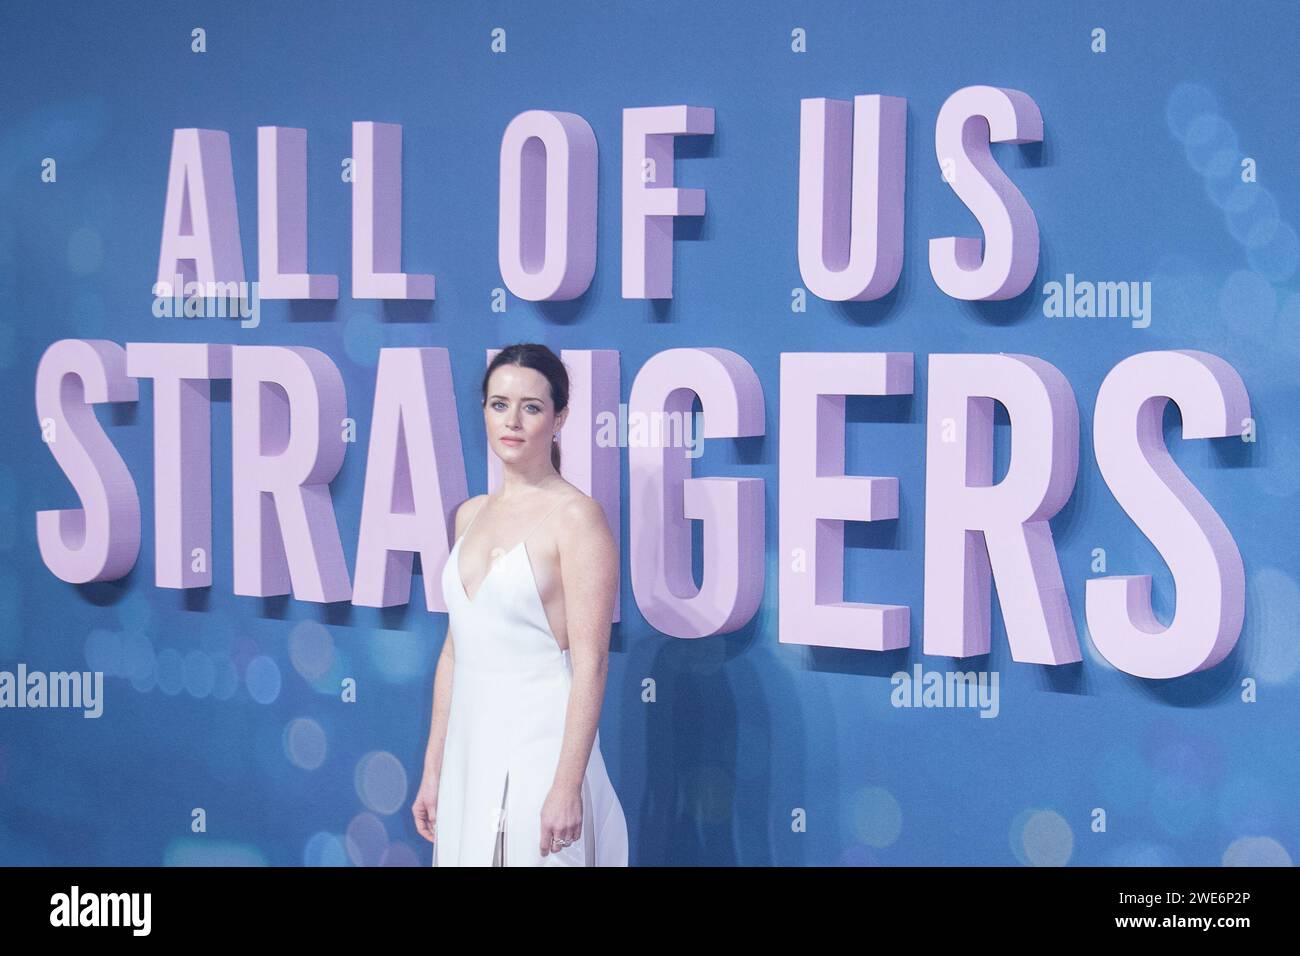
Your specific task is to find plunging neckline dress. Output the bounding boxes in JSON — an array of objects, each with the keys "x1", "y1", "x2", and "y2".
[{"x1": 433, "y1": 495, "x2": 629, "y2": 866}]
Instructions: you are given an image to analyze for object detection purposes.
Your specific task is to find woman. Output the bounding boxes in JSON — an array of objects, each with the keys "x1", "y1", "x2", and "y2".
[{"x1": 412, "y1": 343, "x2": 629, "y2": 866}]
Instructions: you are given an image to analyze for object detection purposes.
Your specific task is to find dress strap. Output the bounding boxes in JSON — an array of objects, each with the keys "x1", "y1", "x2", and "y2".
[
  {"x1": 519, "y1": 495, "x2": 570, "y2": 545},
  {"x1": 459, "y1": 493, "x2": 568, "y2": 547},
  {"x1": 458, "y1": 497, "x2": 488, "y2": 540}
]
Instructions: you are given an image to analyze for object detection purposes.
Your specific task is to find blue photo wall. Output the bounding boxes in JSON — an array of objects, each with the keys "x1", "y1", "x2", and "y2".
[{"x1": 0, "y1": 0, "x2": 1297, "y2": 866}]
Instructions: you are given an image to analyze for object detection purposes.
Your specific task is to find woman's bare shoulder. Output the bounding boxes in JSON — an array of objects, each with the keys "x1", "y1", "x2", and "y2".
[
  {"x1": 453, "y1": 494, "x2": 490, "y2": 537},
  {"x1": 553, "y1": 487, "x2": 612, "y2": 545}
]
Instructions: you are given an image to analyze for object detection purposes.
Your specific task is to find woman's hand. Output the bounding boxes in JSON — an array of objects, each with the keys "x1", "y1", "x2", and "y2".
[
  {"x1": 539, "y1": 784, "x2": 583, "y2": 857},
  {"x1": 412, "y1": 774, "x2": 440, "y2": 844}
]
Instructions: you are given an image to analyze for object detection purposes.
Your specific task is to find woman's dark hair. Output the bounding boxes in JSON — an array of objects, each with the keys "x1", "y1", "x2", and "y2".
[{"x1": 482, "y1": 343, "x2": 570, "y2": 472}]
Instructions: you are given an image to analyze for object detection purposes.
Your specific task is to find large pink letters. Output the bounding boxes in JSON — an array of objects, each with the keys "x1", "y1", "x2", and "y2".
[
  {"x1": 924, "y1": 353, "x2": 1080, "y2": 664},
  {"x1": 29, "y1": 333, "x2": 1256, "y2": 685},
  {"x1": 779, "y1": 353, "x2": 913, "y2": 649},
  {"x1": 797, "y1": 96, "x2": 907, "y2": 301},
  {"x1": 628, "y1": 348, "x2": 764, "y2": 636},
  {"x1": 1087, "y1": 350, "x2": 1250, "y2": 679},
  {"x1": 498, "y1": 111, "x2": 598, "y2": 301},
  {"x1": 35, "y1": 340, "x2": 141, "y2": 584},
  {"x1": 929, "y1": 86, "x2": 1042, "y2": 300},
  {"x1": 351, "y1": 121, "x2": 435, "y2": 299},
  {"x1": 231, "y1": 346, "x2": 352, "y2": 602},
  {"x1": 353, "y1": 348, "x2": 468, "y2": 610},
  {"x1": 622, "y1": 106, "x2": 714, "y2": 299},
  {"x1": 257, "y1": 126, "x2": 339, "y2": 299},
  {"x1": 155, "y1": 128, "x2": 245, "y2": 293},
  {"x1": 125, "y1": 343, "x2": 230, "y2": 588}
]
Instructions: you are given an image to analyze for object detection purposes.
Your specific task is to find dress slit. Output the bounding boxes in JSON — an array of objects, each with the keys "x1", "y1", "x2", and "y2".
[
  {"x1": 492, "y1": 773, "x2": 509, "y2": 866},
  {"x1": 583, "y1": 777, "x2": 596, "y2": 866}
]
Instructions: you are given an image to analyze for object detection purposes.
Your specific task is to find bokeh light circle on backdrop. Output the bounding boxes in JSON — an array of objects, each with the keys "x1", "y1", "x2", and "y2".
[
  {"x1": 850, "y1": 785, "x2": 903, "y2": 848},
  {"x1": 183, "y1": 650, "x2": 216, "y2": 698},
  {"x1": 355, "y1": 751, "x2": 409, "y2": 816},
  {"x1": 284, "y1": 717, "x2": 328, "y2": 771},
  {"x1": 244, "y1": 655, "x2": 282, "y2": 704},
  {"x1": 1222, "y1": 836, "x2": 1292, "y2": 867},
  {"x1": 289, "y1": 620, "x2": 335, "y2": 681},
  {"x1": 303, "y1": 831, "x2": 349, "y2": 867},
  {"x1": 1010, "y1": 808, "x2": 1073, "y2": 867},
  {"x1": 345, "y1": 811, "x2": 389, "y2": 867}
]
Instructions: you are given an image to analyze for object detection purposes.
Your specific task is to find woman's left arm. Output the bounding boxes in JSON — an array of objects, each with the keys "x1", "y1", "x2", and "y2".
[{"x1": 541, "y1": 497, "x2": 618, "y2": 852}]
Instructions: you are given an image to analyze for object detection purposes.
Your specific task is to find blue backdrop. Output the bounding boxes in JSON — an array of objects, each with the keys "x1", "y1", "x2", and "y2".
[{"x1": 1, "y1": 0, "x2": 1297, "y2": 866}]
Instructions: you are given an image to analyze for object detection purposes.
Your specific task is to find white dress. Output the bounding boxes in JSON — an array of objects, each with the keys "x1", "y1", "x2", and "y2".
[{"x1": 433, "y1": 496, "x2": 629, "y2": 866}]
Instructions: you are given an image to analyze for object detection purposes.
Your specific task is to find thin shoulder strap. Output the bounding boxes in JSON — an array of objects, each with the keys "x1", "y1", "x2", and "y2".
[
  {"x1": 459, "y1": 496, "x2": 488, "y2": 538},
  {"x1": 519, "y1": 495, "x2": 569, "y2": 545}
]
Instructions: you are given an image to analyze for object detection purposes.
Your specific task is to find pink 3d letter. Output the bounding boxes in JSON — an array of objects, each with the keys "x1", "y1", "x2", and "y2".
[
  {"x1": 126, "y1": 343, "x2": 231, "y2": 589},
  {"x1": 924, "y1": 353, "x2": 1080, "y2": 663},
  {"x1": 929, "y1": 86, "x2": 1042, "y2": 300},
  {"x1": 1087, "y1": 350, "x2": 1250, "y2": 679},
  {"x1": 622, "y1": 105, "x2": 714, "y2": 299},
  {"x1": 35, "y1": 339, "x2": 140, "y2": 583},
  {"x1": 628, "y1": 348, "x2": 764, "y2": 636},
  {"x1": 231, "y1": 346, "x2": 352, "y2": 602},
  {"x1": 498, "y1": 111, "x2": 598, "y2": 300},
  {"x1": 155, "y1": 128, "x2": 245, "y2": 294},
  {"x1": 351, "y1": 121, "x2": 435, "y2": 299},
  {"x1": 353, "y1": 348, "x2": 469, "y2": 610},
  {"x1": 257, "y1": 127, "x2": 339, "y2": 299},
  {"x1": 797, "y1": 95, "x2": 907, "y2": 301},
  {"x1": 779, "y1": 353, "x2": 913, "y2": 650}
]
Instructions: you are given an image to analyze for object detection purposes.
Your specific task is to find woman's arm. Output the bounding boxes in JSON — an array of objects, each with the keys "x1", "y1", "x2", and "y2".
[
  {"x1": 421, "y1": 496, "x2": 486, "y2": 775},
  {"x1": 548, "y1": 496, "x2": 619, "y2": 798},
  {"x1": 422, "y1": 630, "x2": 455, "y2": 781},
  {"x1": 413, "y1": 496, "x2": 483, "y2": 842},
  {"x1": 412, "y1": 582, "x2": 455, "y2": 842}
]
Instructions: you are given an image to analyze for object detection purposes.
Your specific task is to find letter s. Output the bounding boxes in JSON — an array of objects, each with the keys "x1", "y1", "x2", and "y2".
[
  {"x1": 1087, "y1": 350, "x2": 1249, "y2": 678},
  {"x1": 35, "y1": 339, "x2": 140, "y2": 583}
]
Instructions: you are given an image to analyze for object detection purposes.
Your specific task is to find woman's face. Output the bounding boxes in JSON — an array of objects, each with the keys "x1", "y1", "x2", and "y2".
[{"x1": 483, "y1": 364, "x2": 565, "y2": 464}]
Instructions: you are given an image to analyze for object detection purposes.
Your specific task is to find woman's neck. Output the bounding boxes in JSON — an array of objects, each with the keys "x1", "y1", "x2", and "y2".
[{"x1": 497, "y1": 462, "x2": 563, "y2": 497}]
